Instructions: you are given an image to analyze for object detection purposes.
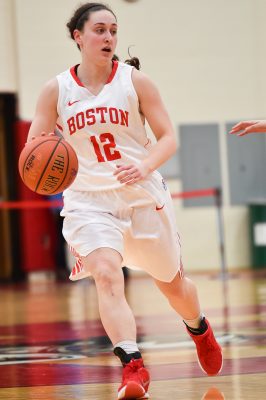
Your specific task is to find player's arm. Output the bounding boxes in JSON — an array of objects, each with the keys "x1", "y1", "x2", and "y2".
[
  {"x1": 133, "y1": 69, "x2": 177, "y2": 172},
  {"x1": 27, "y1": 78, "x2": 59, "y2": 142},
  {"x1": 114, "y1": 69, "x2": 177, "y2": 184},
  {"x1": 229, "y1": 120, "x2": 266, "y2": 136}
]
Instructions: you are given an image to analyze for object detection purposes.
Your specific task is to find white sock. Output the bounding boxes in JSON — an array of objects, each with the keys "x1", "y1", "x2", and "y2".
[
  {"x1": 183, "y1": 313, "x2": 204, "y2": 329},
  {"x1": 114, "y1": 340, "x2": 140, "y2": 354}
]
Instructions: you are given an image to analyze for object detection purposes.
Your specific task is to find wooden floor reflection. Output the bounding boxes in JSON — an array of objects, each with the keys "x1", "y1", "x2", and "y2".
[{"x1": 0, "y1": 269, "x2": 265, "y2": 399}]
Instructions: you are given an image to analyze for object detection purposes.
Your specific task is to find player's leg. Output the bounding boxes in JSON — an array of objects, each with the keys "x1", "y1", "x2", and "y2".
[
  {"x1": 141, "y1": 178, "x2": 223, "y2": 376},
  {"x1": 154, "y1": 270, "x2": 201, "y2": 321},
  {"x1": 154, "y1": 272, "x2": 223, "y2": 376},
  {"x1": 81, "y1": 248, "x2": 135, "y2": 342},
  {"x1": 62, "y1": 187, "x2": 153, "y2": 399},
  {"x1": 81, "y1": 247, "x2": 150, "y2": 399},
  {"x1": 124, "y1": 183, "x2": 222, "y2": 377}
]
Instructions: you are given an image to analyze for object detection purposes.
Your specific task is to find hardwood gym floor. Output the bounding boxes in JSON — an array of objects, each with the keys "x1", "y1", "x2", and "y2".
[{"x1": 0, "y1": 269, "x2": 265, "y2": 399}]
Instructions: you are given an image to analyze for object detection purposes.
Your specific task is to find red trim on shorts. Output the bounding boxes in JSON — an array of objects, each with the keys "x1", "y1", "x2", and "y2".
[
  {"x1": 69, "y1": 245, "x2": 80, "y2": 258},
  {"x1": 70, "y1": 61, "x2": 118, "y2": 87},
  {"x1": 68, "y1": 245, "x2": 84, "y2": 279}
]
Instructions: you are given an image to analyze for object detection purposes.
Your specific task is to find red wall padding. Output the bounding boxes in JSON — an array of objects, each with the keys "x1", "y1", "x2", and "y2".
[{"x1": 14, "y1": 121, "x2": 57, "y2": 272}]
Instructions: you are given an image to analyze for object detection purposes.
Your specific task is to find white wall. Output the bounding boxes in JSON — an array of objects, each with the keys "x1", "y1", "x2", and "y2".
[
  {"x1": 8, "y1": 0, "x2": 266, "y2": 122},
  {"x1": 2, "y1": 0, "x2": 266, "y2": 271},
  {"x1": 0, "y1": 0, "x2": 17, "y2": 91}
]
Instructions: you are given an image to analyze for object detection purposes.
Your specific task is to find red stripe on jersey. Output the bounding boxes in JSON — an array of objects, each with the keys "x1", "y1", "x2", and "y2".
[
  {"x1": 70, "y1": 61, "x2": 118, "y2": 88},
  {"x1": 70, "y1": 64, "x2": 83, "y2": 87},
  {"x1": 106, "y1": 60, "x2": 118, "y2": 83}
]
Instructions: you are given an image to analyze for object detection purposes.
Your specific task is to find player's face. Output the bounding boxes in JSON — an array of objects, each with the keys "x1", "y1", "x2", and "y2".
[{"x1": 74, "y1": 10, "x2": 118, "y2": 63}]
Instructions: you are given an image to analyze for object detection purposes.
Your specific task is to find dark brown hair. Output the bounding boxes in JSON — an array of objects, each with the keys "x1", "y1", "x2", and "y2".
[
  {"x1": 67, "y1": 2, "x2": 116, "y2": 43},
  {"x1": 66, "y1": 2, "x2": 140, "y2": 70}
]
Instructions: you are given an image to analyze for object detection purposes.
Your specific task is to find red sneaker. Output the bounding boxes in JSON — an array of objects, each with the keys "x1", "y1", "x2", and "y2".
[
  {"x1": 187, "y1": 318, "x2": 223, "y2": 376},
  {"x1": 117, "y1": 358, "x2": 150, "y2": 399}
]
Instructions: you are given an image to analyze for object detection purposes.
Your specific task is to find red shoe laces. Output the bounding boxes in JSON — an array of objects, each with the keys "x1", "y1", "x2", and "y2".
[{"x1": 123, "y1": 359, "x2": 142, "y2": 373}]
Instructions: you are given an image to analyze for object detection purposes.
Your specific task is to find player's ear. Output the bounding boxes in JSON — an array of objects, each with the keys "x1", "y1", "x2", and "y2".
[{"x1": 73, "y1": 29, "x2": 82, "y2": 47}]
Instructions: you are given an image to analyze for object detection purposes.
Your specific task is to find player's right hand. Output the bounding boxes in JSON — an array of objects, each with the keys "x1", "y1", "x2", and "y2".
[{"x1": 27, "y1": 131, "x2": 55, "y2": 143}]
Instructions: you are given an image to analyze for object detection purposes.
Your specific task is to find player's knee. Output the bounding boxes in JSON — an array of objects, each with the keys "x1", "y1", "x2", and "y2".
[
  {"x1": 90, "y1": 259, "x2": 122, "y2": 289},
  {"x1": 157, "y1": 273, "x2": 188, "y2": 300}
]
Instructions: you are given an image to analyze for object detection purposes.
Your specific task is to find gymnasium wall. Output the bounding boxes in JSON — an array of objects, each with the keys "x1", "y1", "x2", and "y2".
[
  {"x1": 0, "y1": 0, "x2": 17, "y2": 91},
  {"x1": 1, "y1": 0, "x2": 266, "y2": 272}
]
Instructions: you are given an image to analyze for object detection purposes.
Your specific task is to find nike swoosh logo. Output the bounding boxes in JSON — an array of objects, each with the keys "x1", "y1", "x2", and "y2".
[
  {"x1": 68, "y1": 100, "x2": 80, "y2": 106},
  {"x1": 156, "y1": 204, "x2": 165, "y2": 211}
]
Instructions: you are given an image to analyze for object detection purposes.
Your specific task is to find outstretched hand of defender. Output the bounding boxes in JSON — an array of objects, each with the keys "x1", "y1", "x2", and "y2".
[
  {"x1": 114, "y1": 163, "x2": 150, "y2": 185},
  {"x1": 229, "y1": 120, "x2": 266, "y2": 136}
]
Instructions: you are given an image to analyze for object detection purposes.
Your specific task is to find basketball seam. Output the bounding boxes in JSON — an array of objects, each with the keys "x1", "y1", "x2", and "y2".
[
  {"x1": 49, "y1": 140, "x2": 71, "y2": 194},
  {"x1": 22, "y1": 138, "x2": 59, "y2": 183},
  {"x1": 34, "y1": 137, "x2": 63, "y2": 193}
]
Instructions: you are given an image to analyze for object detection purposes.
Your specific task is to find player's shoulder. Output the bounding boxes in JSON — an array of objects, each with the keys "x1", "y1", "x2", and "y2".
[
  {"x1": 114, "y1": 61, "x2": 129, "y2": 76},
  {"x1": 36, "y1": 77, "x2": 59, "y2": 107},
  {"x1": 132, "y1": 67, "x2": 148, "y2": 81},
  {"x1": 41, "y1": 77, "x2": 59, "y2": 97},
  {"x1": 131, "y1": 67, "x2": 158, "y2": 96},
  {"x1": 44, "y1": 77, "x2": 58, "y2": 89},
  {"x1": 56, "y1": 66, "x2": 73, "y2": 80},
  {"x1": 117, "y1": 61, "x2": 150, "y2": 84},
  {"x1": 43, "y1": 65, "x2": 74, "y2": 97}
]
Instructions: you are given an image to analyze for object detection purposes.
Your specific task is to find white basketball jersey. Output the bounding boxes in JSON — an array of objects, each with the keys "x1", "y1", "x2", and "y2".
[{"x1": 56, "y1": 61, "x2": 153, "y2": 191}]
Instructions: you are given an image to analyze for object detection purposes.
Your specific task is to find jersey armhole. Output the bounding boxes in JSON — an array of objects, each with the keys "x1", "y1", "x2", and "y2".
[
  {"x1": 129, "y1": 67, "x2": 139, "y2": 101},
  {"x1": 56, "y1": 75, "x2": 62, "y2": 117},
  {"x1": 130, "y1": 67, "x2": 146, "y2": 124},
  {"x1": 55, "y1": 74, "x2": 66, "y2": 134}
]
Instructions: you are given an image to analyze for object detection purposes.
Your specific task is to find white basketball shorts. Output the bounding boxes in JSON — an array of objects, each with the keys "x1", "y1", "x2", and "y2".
[{"x1": 61, "y1": 172, "x2": 183, "y2": 282}]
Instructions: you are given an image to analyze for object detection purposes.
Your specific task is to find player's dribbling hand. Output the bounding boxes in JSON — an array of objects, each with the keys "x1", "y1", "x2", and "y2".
[
  {"x1": 229, "y1": 120, "x2": 266, "y2": 136},
  {"x1": 114, "y1": 162, "x2": 150, "y2": 185}
]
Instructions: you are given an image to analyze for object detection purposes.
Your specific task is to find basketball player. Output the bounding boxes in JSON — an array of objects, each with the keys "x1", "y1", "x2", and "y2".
[
  {"x1": 27, "y1": 3, "x2": 223, "y2": 399},
  {"x1": 230, "y1": 120, "x2": 266, "y2": 135}
]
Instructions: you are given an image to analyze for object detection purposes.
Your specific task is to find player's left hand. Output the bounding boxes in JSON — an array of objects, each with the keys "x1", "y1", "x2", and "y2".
[{"x1": 114, "y1": 163, "x2": 150, "y2": 185}]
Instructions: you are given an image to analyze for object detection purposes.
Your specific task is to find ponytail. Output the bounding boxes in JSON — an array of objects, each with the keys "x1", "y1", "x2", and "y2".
[
  {"x1": 112, "y1": 48, "x2": 141, "y2": 71},
  {"x1": 124, "y1": 57, "x2": 141, "y2": 70}
]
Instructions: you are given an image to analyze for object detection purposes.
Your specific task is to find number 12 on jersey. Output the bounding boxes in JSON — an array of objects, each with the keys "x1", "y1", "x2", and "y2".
[{"x1": 90, "y1": 132, "x2": 122, "y2": 162}]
